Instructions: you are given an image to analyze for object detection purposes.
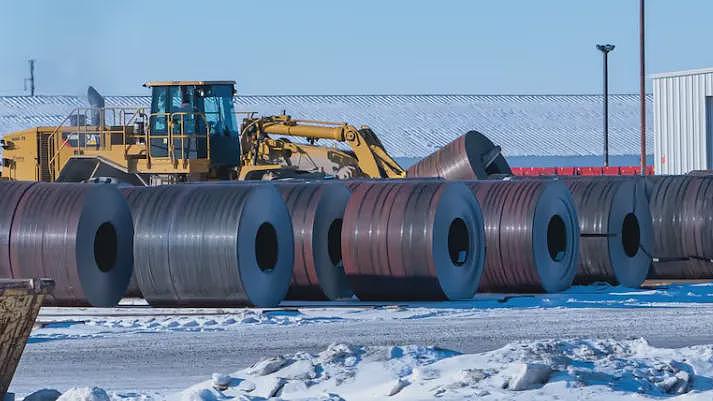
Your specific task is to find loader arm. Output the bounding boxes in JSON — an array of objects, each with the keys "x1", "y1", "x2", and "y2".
[{"x1": 254, "y1": 116, "x2": 406, "y2": 178}]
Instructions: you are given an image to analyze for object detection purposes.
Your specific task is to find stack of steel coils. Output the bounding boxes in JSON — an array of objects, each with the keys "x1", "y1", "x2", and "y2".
[
  {"x1": 407, "y1": 131, "x2": 512, "y2": 180},
  {"x1": 0, "y1": 182, "x2": 134, "y2": 306},
  {"x1": 467, "y1": 180, "x2": 580, "y2": 293}
]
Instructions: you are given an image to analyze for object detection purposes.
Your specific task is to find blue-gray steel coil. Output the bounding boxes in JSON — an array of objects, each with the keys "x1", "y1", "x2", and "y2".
[
  {"x1": 122, "y1": 183, "x2": 294, "y2": 307},
  {"x1": 645, "y1": 175, "x2": 713, "y2": 278},
  {"x1": 562, "y1": 177, "x2": 653, "y2": 288}
]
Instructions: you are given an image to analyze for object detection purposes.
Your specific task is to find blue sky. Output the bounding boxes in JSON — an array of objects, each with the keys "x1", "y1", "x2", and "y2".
[{"x1": 0, "y1": 0, "x2": 710, "y2": 95}]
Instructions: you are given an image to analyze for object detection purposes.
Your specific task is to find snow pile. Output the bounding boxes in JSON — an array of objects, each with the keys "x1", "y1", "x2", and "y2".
[
  {"x1": 176, "y1": 339, "x2": 713, "y2": 400},
  {"x1": 55, "y1": 387, "x2": 110, "y2": 401}
]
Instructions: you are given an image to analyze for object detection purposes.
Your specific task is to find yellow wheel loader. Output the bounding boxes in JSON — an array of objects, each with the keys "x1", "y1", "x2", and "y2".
[{"x1": 0, "y1": 81, "x2": 405, "y2": 185}]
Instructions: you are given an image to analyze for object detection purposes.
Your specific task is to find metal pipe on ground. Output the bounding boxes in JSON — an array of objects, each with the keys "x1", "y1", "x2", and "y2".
[
  {"x1": 645, "y1": 175, "x2": 713, "y2": 278},
  {"x1": 341, "y1": 180, "x2": 486, "y2": 301},
  {"x1": 406, "y1": 131, "x2": 512, "y2": 180},
  {"x1": 467, "y1": 180, "x2": 579, "y2": 293},
  {"x1": 561, "y1": 177, "x2": 653, "y2": 287},
  {"x1": 122, "y1": 183, "x2": 294, "y2": 307},
  {"x1": 275, "y1": 181, "x2": 353, "y2": 300},
  {"x1": 0, "y1": 182, "x2": 134, "y2": 307}
]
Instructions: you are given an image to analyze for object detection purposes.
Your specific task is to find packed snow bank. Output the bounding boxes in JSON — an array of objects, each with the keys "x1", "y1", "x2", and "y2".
[{"x1": 176, "y1": 339, "x2": 713, "y2": 400}]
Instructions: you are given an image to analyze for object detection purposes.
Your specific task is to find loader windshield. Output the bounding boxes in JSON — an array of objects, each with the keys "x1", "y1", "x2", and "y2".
[{"x1": 197, "y1": 84, "x2": 238, "y2": 138}]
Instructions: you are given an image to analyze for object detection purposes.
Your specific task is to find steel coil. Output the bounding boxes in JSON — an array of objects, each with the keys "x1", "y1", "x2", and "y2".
[
  {"x1": 468, "y1": 180, "x2": 579, "y2": 293},
  {"x1": 342, "y1": 180, "x2": 486, "y2": 300},
  {"x1": 123, "y1": 183, "x2": 294, "y2": 307},
  {"x1": 562, "y1": 177, "x2": 653, "y2": 287},
  {"x1": 646, "y1": 175, "x2": 713, "y2": 278},
  {"x1": 8, "y1": 182, "x2": 134, "y2": 306},
  {"x1": 406, "y1": 131, "x2": 512, "y2": 180},
  {"x1": 276, "y1": 182, "x2": 353, "y2": 300},
  {"x1": 0, "y1": 181, "x2": 37, "y2": 279}
]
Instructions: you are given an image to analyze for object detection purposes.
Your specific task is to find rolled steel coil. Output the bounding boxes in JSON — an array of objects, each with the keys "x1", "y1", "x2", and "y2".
[
  {"x1": 8, "y1": 182, "x2": 134, "y2": 306},
  {"x1": 0, "y1": 181, "x2": 37, "y2": 279},
  {"x1": 468, "y1": 180, "x2": 579, "y2": 293},
  {"x1": 645, "y1": 175, "x2": 713, "y2": 278},
  {"x1": 342, "y1": 180, "x2": 486, "y2": 300},
  {"x1": 406, "y1": 131, "x2": 512, "y2": 180},
  {"x1": 645, "y1": 176, "x2": 692, "y2": 261},
  {"x1": 123, "y1": 183, "x2": 294, "y2": 307},
  {"x1": 562, "y1": 177, "x2": 653, "y2": 287},
  {"x1": 275, "y1": 181, "x2": 353, "y2": 300}
]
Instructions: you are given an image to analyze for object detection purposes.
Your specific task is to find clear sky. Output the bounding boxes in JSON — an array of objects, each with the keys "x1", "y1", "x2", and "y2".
[{"x1": 0, "y1": 0, "x2": 710, "y2": 96}]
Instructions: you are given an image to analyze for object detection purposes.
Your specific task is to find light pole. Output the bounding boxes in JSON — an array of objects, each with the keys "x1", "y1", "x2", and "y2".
[{"x1": 597, "y1": 44, "x2": 615, "y2": 167}]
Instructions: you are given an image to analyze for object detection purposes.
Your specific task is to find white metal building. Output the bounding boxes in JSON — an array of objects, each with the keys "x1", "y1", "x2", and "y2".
[{"x1": 652, "y1": 68, "x2": 713, "y2": 174}]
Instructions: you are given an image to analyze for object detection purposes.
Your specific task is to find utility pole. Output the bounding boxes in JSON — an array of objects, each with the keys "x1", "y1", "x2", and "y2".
[
  {"x1": 24, "y1": 59, "x2": 36, "y2": 96},
  {"x1": 597, "y1": 44, "x2": 615, "y2": 167},
  {"x1": 639, "y1": 0, "x2": 646, "y2": 175}
]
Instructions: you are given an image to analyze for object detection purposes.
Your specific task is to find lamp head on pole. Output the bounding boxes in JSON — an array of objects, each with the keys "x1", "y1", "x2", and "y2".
[{"x1": 596, "y1": 44, "x2": 616, "y2": 54}]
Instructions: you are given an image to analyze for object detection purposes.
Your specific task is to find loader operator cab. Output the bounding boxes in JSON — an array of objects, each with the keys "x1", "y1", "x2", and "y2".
[{"x1": 144, "y1": 81, "x2": 240, "y2": 168}]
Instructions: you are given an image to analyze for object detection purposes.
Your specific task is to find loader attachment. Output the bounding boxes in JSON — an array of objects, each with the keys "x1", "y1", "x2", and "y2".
[{"x1": 0, "y1": 279, "x2": 54, "y2": 399}]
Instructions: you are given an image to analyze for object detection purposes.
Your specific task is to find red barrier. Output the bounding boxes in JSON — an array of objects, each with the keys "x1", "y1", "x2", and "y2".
[
  {"x1": 578, "y1": 167, "x2": 604, "y2": 176},
  {"x1": 603, "y1": 167, "x2": 621, "y2": 176},
  {"x1": 556, "y1": 167, "x2": 576, "y2": 176},
  {"x1": 510, "y1": 166, "x2": 654, "y2": 176}
]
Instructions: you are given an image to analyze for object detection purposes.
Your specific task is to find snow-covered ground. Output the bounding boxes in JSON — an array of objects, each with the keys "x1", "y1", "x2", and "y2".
[
  {"x1": 30, "y1": 282, "x2": 713, "y2": 342},
  {"x1": 19, "y1": 339, "x2": 713, "y2": 401},
  {"x1": 11, "y1": 283, "x2": 713, "y2": 400}
]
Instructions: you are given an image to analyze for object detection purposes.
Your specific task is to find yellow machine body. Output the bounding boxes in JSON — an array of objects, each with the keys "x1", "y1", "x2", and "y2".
[{"x1": 0, "y1": 81, "x2": 405, "y2": 184}]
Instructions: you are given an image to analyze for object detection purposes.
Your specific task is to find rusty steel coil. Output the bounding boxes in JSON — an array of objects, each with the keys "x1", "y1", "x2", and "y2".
[
  {"x1": 123, "y1": 183, "x2": 294, "y2": 307},
  {"x1": 8, "y1": 182, "x2": 134, "y2": 307},
  {"x1": 561, "y1": 177, "x2": 653, "y2": 287},
  {"x1": 0, "y1": 181, "x2": 37, "y2": 279},
  {"x1": 406, "y1": 131, "x2": 512, "y2": 180},
  {"x1": 645, "y1": 175, "x2": 713, "y2": 278},
  {"x1": 275, "y1": 181, "x2": 353, "y2": 300},
  {"x1": 342, "y1": 180, "x2": 486, "y2": 301},
  {"x1": 468, "y1": 180, "x2": 579, "y2": 293}
]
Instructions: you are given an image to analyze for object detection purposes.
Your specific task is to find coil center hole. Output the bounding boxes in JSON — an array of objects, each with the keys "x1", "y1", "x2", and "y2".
[
  {"x1": 448, "y1": 218, "x2": 470, "y2": 266},
  {"x1": 94, "y1": 222, "x2": 118, "y2": 273},
  {"x1": 547, "y1": 215, "x2": 567, "y2": 262},
  {"x1": 622, "y1": 213, "x2": 641, "y2": 258},
  {"x1": 255, "y1": 222, "x2": 278, "y2": 271},
  {"x1": 327, "y1": 218, "x2": 343, "y2": 267}
]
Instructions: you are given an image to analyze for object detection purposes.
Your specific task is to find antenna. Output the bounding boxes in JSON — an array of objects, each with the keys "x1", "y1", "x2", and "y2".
[{"x1": 24, "y1": 59, "x2": 35, "y2": 96}]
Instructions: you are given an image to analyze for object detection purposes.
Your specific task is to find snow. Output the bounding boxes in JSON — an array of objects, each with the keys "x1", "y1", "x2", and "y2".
[
  {"x1": 28, "y1": 282, "x2": 713, "y2": 342},
  {"x1": 14, "y1": 282, "x2": 713, "y2": 400},
  {"x1": 165, "y1": 338, "x2": 713, "y2": 401},
  {"x1": 55, "y1": 388, "x2": 110, "y2": 401}
]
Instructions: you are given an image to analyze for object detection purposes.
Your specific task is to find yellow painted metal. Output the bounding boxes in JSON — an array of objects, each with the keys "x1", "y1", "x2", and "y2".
[
  {"x1": 241, "y1": 115, "x2": 406, "y2": 179},
  {"x1": 144, "y1": 80, "x2": 236, "y2": 88},
  {"x1": 0, "y1": 81, "x2": 405, "y2": 183},
  {"x1": 0, "y1": 279, "x2": 54, "y2": 397}
]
